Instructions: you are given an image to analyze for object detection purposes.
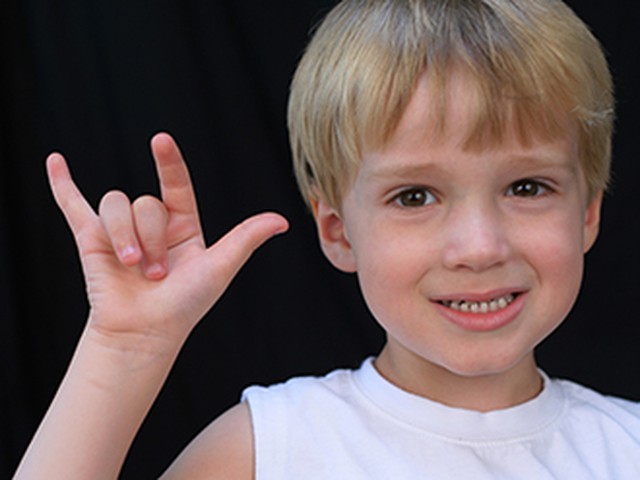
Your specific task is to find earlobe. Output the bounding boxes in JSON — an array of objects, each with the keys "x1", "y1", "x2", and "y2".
[
  {"x1": 310, "y1": 196, "x2": 357, "y2": 273},
  {"x1": 583, "y1": 190, "x2": 603, "y2": 253}
]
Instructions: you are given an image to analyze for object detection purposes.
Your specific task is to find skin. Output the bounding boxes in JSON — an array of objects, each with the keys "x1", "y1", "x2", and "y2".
[
  {"x1": 314, "y1": 70, "x2": 602, "y2": 411},
  {"x1": 16, "y1": 70, "x2": 603, "y2": 476},
  {"x1": 15, "y1": 133, "x2": 286, "y2": 479}
]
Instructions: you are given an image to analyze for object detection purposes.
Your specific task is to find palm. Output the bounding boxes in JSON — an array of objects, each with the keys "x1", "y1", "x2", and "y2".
[{"x1": 48, "y1": 133, "x2": 287, "y2": 343}]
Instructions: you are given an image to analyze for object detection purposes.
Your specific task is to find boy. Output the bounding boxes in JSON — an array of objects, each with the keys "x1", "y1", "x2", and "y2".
[{"x1": 16, "y1": 0, "x2": 640, "y2": 478}]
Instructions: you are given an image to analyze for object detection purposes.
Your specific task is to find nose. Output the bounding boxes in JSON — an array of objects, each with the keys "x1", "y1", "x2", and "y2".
[{"x1": 441, "y1": 199, "x2": 511, "y2": 272}]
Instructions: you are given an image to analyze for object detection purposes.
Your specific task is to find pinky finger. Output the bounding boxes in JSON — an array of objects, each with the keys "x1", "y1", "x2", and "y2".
[{"x1": 46, "y1": 153, "x2": 98, "y2": 237}]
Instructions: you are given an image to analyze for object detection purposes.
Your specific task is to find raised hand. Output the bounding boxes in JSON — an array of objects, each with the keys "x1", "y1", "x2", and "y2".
[
  {"x1": 47, "y1": 132, "x2": 288, "y2": 347},
  {"x1": 15, "y1": 133, "x2": 288, "y2": 478}
]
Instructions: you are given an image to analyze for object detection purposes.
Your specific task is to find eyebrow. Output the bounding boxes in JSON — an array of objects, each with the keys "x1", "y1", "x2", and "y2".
[
  {"x1": 363, "y1": 152, "x2": 578, "y2": 182},
  {"x1": 363, "y1": 162, "x2": 444, "y2": 181},
  {"x1": 502, "y1": 153, "x2": 580, "y2": 175}
]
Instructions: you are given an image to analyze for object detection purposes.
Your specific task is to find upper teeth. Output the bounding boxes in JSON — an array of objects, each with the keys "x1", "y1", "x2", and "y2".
[{"x1": 441, "y1": 294, "x2": 515, "y2": 313}]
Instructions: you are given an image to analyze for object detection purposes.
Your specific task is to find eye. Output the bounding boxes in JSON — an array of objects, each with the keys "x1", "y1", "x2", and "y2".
[
  {"x1": 507, "y1": 179, "x2": 550, "y2": 198},
  {"x1": 393, "y1": 187, "x2": 436, "y2": 207}
]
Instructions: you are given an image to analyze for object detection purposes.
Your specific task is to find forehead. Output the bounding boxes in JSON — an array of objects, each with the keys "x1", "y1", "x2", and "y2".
[
  {"x1": 359, "y1": 69, "x2": 580, "y2": 179},
  {"x1": 366, "y1": 67, "x2": 577, "y2": 160}
]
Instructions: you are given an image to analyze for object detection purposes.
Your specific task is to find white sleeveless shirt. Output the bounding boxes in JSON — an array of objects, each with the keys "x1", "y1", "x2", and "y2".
[{"x1": 242, "y1": 358, "x2": 640, "y2": 479}]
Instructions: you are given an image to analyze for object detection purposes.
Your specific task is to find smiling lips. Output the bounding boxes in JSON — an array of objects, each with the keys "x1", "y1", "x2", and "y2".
[
  {"x1": 439, "y1": 293, "x2": 517, "y2": 313},
  {"x1": 434, "y1": 292, "x2": 525, "y2": 332}
]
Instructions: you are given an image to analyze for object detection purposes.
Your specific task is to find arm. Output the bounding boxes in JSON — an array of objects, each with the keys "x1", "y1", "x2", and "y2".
[
  {"x1": 14, "y1": 133, "x2": 287, "y2": 479},
  {"x1": 160, "y1": 402, "x2": 254, "y2": 479}
]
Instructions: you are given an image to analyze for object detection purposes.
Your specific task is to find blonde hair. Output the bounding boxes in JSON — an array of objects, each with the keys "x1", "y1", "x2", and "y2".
[{"x1": 288, "y1": 0, "x2": 614, "y2": 209}]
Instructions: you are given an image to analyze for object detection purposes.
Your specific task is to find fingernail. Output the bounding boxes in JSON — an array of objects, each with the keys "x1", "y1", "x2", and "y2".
[
  {"x1": 145, "y1": 263, "x2": 166, "y2": 279},
  {"x1": 120, "y1": 246, "x2": 137, "y2": 261}
]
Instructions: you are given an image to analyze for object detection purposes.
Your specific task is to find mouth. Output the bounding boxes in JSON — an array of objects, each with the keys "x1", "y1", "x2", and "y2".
[{"x1": 437, "y1": 293, "x2": 520, "y2": 314}]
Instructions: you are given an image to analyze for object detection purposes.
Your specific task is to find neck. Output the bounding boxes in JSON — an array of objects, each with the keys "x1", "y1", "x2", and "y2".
[{"x1": 375, "y1": 343, "x2": 542, "y2": 412}]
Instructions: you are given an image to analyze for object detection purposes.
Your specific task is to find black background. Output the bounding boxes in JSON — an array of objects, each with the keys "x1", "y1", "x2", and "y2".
[{"x1": 1, "y1": 1, "x2": 638, "y2": 477}]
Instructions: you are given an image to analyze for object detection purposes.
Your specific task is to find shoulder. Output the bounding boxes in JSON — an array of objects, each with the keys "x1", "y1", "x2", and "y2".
[
  {"x1": 244, "y1": 365, "x2": 359, "y2": 398},
  {"x1": 553, "y1": 377, "x2": 640, "y2": 437},
  {"x1": 241, "y1": 364, "x2": 375, "y2": 478},
  {"x1": 160, "y1": 402, "x2": 254, "y2": 480},
  {"x1": 242, "y1": 364, "x2": 364, "y2": 420},
  {"x1": 555, "y1": 377, "x2": 640, "y2": 414},
  {"x1": 158, "y1": 365, "x2": 364, "y2": 480}
]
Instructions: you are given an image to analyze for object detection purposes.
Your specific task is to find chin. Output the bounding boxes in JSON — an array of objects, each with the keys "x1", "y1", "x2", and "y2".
[{"x1": 435, "y1": 346, "x2": 535, "y2": 379}]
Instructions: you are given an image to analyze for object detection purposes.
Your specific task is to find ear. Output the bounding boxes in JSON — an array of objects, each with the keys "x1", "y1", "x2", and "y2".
[
  {"x1": 309, "y1": 195, "x2": 357, "y2": 273},
  {"x1": 583, "y1": 190, "x2": 603, "y2": 253}
]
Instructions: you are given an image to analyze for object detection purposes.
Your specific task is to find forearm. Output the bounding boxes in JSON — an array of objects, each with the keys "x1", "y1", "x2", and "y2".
[
  {"x1": 27, "y1": 139, "x2": 289, "y2": 478},
  {"x1": 15, "y1": 320, "x2": 184, "y2": 479}
]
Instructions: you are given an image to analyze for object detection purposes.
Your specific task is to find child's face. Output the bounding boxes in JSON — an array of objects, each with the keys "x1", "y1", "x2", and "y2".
[{"x1": 315, "y1": 70, "x2": 602, "y2": 387}]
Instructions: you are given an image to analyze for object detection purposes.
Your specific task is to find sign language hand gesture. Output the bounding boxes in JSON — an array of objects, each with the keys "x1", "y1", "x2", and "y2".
[
  {"x1": 47, "y1": 132, "x2": 288, "y2": 349},
  {"x1": 15, "y1": 133, "x2": 287, "y2": 478}
]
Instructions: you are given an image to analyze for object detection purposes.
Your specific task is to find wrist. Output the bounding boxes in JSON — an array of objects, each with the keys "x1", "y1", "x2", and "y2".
[
  {"x1": 15, "y1": 317, "x2": 186, "y2": 479},
  {"x1": 82, "y1": 317, "x2": 186, "y2": 374}
]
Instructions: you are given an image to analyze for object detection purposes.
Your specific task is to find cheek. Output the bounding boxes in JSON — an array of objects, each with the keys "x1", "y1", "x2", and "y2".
[
  {"x1": 352, "y1": 226, "x2": 438, "y2": 316},
  {"x1": 514, "y1": 200, "x2": 586, "y2": 259},
  {"x1": 353, "y1": 222, "x2": 434, "y2": 281},
  {"x1": 521, "y1": 212, "x2": 586, "y2": 313},
  {"x1": 534, "y1": 210, "x2": 585, "y2": 263}
]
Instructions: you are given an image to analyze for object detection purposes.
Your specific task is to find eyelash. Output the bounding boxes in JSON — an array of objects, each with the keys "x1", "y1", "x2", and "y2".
[
  {"x1": 390, "y1": 179, "x2": 553, "y2": 208},
  {"x1": 506, "y1": 179, "x2": 553, "y2": 198},
  {"x1": 391, "y1": 187, "x2": 437, "y2": 208}
]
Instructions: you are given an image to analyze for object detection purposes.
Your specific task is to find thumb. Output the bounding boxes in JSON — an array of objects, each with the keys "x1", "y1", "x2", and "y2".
[{"x1": 205, "y1": 212, "x2": 289, "y2": 287}]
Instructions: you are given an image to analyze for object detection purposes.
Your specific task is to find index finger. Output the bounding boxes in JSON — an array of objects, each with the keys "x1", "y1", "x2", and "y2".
[{"x1": 150, "y1": 132, "x2": 200, "y2": 219}]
